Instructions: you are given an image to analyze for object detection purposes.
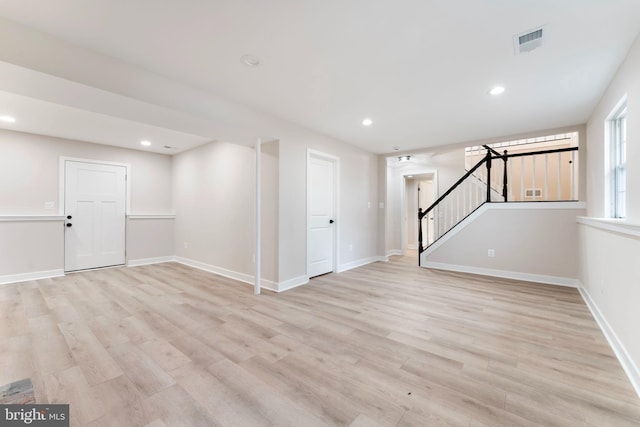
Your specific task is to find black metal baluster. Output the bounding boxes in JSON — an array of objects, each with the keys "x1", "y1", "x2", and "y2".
[{"x1": 503, "y1": 149, "x2": 508, "y2": 202}]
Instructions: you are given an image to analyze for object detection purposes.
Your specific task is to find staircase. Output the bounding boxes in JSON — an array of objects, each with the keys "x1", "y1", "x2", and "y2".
[{"x1": 418, "y1": 145, "x2": 578, "y2": 266}]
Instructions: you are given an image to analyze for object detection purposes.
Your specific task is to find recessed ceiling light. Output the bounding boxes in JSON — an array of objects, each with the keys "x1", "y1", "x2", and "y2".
[
  {"x1": 407, "y1": 175, "x2": 414, "y2": 178},
  {"x1": 141, "y1": 140, "x2": 151, "y2": 146},
  {"x1": 0, "y1": 115, "x2": 16, "y2": 123},
  {"x1": 490, "y1": 86, "x2": 505, "y2": 96},
  {"x1": 240, "y1": 54, "x2": 261, "y2": 67},
  {"x1": 362, "y1": 118, "x2": 373, "y2": 126}
]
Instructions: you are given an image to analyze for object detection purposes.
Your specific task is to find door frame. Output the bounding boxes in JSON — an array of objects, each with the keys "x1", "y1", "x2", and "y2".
[
  {"x1": 399, "y1": 168, "x2": 438, "y2": 253},
  {"x1": 306, "y1": 149, "x2": 340, "y2": 277},
  {"x1": 59, "y1": 157, "x2": 131, "y2": 270}
]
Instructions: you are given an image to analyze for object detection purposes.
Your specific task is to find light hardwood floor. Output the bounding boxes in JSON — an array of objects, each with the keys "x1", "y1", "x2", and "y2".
[{"x1": 1, "y1": 254, "x2": 639, "y2": 426}]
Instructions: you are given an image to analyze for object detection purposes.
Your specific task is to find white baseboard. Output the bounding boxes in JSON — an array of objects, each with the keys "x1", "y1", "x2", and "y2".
[
  {"x1": 386, "y1": 249, "x2": 404, "y2": 257},
  {"x1": 127, "y1": 256, "x2": 174, "y2": 267},
  {"x1": 278, "y1": 275, "x2": 309, "y2": 292},
  {"x1": 0, "y1": 269, "x2": 65, "y2": 286},
  {"x1": 578, "y1": 285, "x2": 640, "y2": 399},
  {"x1": 174, "y1": 256, "x2": 305, "y2": 293},
  {"x1": 422, "y1": 261, "x2": 580, "y2": 288},
  {"x1": 337, "y1": 256, "x2": 387, "y2": 273},
  {"x1": 257, "y1": 278, "x2": 278, "y2": 292},
  {"x1": 174, "y1": 256, "x2": 254, "y2": 285}
]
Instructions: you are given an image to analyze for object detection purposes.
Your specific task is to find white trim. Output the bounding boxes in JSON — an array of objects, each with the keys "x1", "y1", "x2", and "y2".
[
  {"x1": 422, "y1": 261, "x2": 580, "y2": 288},
  {"x1": 277, "y1": 275, "x2": 309, "y2": 292},
  {"x1": 578, "y1": 284, "x2": 640, "y2": 399},
  {"x1": 487, "y1": 201, "x2": 586, "y2": 210},
  {"x1": 0, "y1": 215, "x2": 64, "y2": 222},
  {"x1": 0, "y1": 269, "x2": 64, "y2": 286},
  {"x1": 127, "y1": 214, "x2": 176, "y2": 220},
  {"x1": 59, "y1": 157, "x2": 132, "y2": 215},
  {"x1": 255, "y1": 138, "x2": 262, "y2": 295},
  {"x1": 256, "y1": 279, "x2": 277, "y2": 292},
  {"x1": 337, "y1": 256, "x2": 387, "y2": 273},
  {"x1": 407, "y1": 244, "x2": 417, "y2": 250},
  {"x1": 127, "y1": 256, "x2": 174, "y2": 267},
  {"x1": 577, "y1": 216, "x2": 640, "y2": 239},
  {"x1": 175, "y1": 256, "x2": 253, "y2": 284},
  {"x1": 174, "y1": 256, "x2": 281, "y2": 292},
  {"x1": 386, "y1": 249, "x2": 404, "y2": 257},
  {"x1": 307, "y1": 149, "x2": 340, "y2": 277}
]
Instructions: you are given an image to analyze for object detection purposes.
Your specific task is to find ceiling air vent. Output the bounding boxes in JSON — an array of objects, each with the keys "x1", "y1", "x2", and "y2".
[
  {"x1": 163, "y1": 145, "x2": 178, "y2": 151},
  {"x1": 514, "y1": 26, "x2": 546, "y2": 55}
]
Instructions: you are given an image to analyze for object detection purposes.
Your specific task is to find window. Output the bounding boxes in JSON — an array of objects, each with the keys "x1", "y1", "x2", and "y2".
[{"x1": 610, "y1": 104, "x2": 627, "y2": 218}]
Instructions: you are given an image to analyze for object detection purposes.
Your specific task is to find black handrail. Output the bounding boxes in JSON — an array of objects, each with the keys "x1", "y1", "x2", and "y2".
[
  {"x1": 419, "y1": 155, "x2": 488, "y2": 220},
  {"x1": 496, "y1": 146, "x2": 577, "y2": 159},
  {"x1": 483, "y1": 144, "x2": 502, "y2": 157}
]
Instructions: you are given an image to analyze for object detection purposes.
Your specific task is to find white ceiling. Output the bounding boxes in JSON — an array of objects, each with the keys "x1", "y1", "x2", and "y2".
[{"x1": 0, "y1": 0, "x2": 639, "y2": 154}]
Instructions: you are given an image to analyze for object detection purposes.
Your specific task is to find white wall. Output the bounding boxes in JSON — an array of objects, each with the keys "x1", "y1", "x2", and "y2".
[
  {"x1": 581, "y1": 32, "x2": 640, "y2": 392},
  {"x1": 0, "y1": 220, "x2": 63, "y2": 283},
  {"x1": 386, "y1": 148, "x2": 466, "y2": 253},
  {"x1": 126, "y1": 218, "x2": 175, "y2": 264},
  {"x1": 423, "y1": 203, "x2": 585, "y2": 285},
  {"x1": 172, "y1": 141, "x2": 260, "y2": 279},
  {"x1": 278, "y1": 133, "x2": 380, "y2": 283},
  {"x1": 0, "y1": 129, "x2": 174, "y2": 278},
  {"x1": 171, "y1": 139, "x2": 280, "y2": 286},
  {"x1": 171, "y1": 132, "x2": 380, "y2": 289}
]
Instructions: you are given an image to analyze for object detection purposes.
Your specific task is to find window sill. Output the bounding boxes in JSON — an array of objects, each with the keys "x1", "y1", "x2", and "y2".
[{"x1": 577, "y1": 216, "x2": 640, "y2": 238}]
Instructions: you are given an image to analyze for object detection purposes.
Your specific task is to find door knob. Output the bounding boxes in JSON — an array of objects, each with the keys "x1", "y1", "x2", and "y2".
[
  {"x1": 66, "y1": 215, "x2": 72, "y2": 219},
  {"x1": 329, "y1": 219, "x2": 334, "y2": 224},
  {"x1": 66, "y1": 223, "x2": 72, "y2": 227}
]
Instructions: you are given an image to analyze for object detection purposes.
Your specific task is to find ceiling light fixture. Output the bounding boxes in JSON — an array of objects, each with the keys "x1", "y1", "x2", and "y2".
[
  {"x1": 490, "y1": 86, "x2": 505, "y2": 96},
  {"x1": 407, "y1": 175, "x2": 414, "y2": 178},
  {"x1": 398, "y1": 155, "x2": 411, "y2": 162},
  {"x1": 362, "y1": 118, "x2": 373, "y2": 126},
  {"x1": 240, "y1": 54, "x2": 261, "y2": 67},
  {"x1": 393, "y1": 146, "x2": 400, "y2": 151},
  {"x1": 0, "y1": 115, "x2": 16, "y2": 123},
  {"x1": 140, "y1": 140, "x2": 151, "y2": 146}
]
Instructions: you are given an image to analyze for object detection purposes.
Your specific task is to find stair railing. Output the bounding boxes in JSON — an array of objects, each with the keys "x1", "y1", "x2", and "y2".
[{"x1": 418, "y1": 146, "x2": 578, "y2": 265}]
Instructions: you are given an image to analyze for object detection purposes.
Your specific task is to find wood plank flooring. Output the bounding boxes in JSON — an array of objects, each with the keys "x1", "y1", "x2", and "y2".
[{"x1": 1, "y1": 254, "x2": 639, "y2": 426}]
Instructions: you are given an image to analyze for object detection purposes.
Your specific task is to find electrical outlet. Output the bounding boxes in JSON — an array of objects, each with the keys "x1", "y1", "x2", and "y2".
[
  {"x1": 367, "y1": 201, "x2": 371, "y2": 209},
  {"x1": 379, "y1": 202, "x2": 384, "y2": 209},
  {"x1": 488, "y1": 249, "x2": 495, "y2": 257},
  {"x1": 184, "y1": 241, "x2": 188, "y2": 249},
  {"x1": 44, "y1": 201, "x2": 55, "y2": 210},
  {"x1": 349, "y1": 244, "x2": 353, "y2": 252}
]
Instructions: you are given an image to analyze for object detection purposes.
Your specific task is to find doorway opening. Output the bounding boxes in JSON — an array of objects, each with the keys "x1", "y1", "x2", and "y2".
[{"x1": 403, "y1": 173, "x2": 436, "y2": 251}]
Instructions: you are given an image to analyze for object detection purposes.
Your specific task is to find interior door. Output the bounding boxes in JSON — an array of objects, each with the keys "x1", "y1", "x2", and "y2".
[
  {"x1": 308, "y1": 155, "x2": 335, "y2": 278},
  {"x1": 64, "y1": 161, "x2": 126, "y2": 272}
]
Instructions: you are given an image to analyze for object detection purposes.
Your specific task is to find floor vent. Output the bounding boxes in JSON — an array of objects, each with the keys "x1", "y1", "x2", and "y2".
[{"x1": 514, "y1": 26, "x2": 546, "y2": 54}]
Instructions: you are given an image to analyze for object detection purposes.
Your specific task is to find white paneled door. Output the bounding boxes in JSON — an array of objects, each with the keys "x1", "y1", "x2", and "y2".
[
  {"x1": 64, "y1": 161, "x2": 126, "y2": 272},
  {"x1": 308, "y1": 154, "x2": 336, "y2": 278}
]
